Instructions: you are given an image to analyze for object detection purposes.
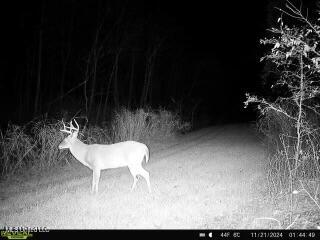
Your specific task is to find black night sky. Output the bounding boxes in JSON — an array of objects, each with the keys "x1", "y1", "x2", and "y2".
[{"x1": 0, "y1": 0, "x2": 302, "y2": 127}]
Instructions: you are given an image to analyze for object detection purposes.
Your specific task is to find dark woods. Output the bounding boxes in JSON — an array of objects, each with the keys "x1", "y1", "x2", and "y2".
[
  {"x1": 0, "y1": 0, "x2": 280, "y2": 127},
  {"x1": 1, "y1": 1, "x2": 199, "y2": 126}
]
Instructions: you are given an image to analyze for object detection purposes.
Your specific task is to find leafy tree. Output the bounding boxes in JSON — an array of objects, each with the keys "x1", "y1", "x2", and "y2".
[{"x1": 245, "y1": 1, "x2": 320, "y2": 190}]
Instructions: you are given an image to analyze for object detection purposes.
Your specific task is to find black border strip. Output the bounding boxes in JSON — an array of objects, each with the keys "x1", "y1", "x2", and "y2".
[{"x1": 1, "y1": 229, "x2": 320, "y2": 240}]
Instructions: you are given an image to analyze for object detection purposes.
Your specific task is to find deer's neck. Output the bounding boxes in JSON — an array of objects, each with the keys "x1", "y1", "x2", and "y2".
[{"x1": 69, "y1": 138, "x2": 89, "y2": 165}]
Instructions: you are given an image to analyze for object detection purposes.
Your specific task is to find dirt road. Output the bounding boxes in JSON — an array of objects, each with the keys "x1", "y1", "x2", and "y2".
[{"x1": 0, "y1": 124, "x2": 272, "y2": 229}]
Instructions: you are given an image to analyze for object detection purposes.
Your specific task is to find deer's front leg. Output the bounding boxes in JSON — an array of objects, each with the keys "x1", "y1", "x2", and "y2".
[{"x1": 92, "y1": 169, "x2": 101, "y2": 194}]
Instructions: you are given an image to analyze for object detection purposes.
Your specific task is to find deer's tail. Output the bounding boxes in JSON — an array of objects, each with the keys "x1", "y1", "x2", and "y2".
[{"x1": 145, "y1": 145, "x2": 149, "y2": 163}]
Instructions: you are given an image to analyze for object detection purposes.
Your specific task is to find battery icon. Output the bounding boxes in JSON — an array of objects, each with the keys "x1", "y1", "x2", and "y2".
[{"x1": 199, "y1": 232, "x2": 206, "y2": 238}]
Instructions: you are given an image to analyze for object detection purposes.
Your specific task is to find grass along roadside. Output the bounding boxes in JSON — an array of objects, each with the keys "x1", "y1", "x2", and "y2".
[{"x1": 0, "y1": 107, "x2": 190, "y2": 181}]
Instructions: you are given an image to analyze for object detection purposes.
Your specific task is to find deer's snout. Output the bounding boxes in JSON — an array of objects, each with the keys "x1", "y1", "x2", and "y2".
[{"x1": 58, "y1": 141, "x2": 67, "y2": 149}]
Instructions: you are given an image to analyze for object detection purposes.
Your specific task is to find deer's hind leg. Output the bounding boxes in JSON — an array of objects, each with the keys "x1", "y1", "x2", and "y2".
[
  {"x1": 127, "y1": 166, "x2": 138, "y2": 192},
  {"x1": 128, "y1": 164, "x2": 151, "y2": 193},
  {"x1": 138, "y1": 166, "x2": 151, "y2": 193}
]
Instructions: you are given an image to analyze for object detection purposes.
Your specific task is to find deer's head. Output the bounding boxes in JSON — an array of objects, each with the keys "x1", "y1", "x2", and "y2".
[{"x1": 58, "y1": 119, "x2": 80, "y2": 150}]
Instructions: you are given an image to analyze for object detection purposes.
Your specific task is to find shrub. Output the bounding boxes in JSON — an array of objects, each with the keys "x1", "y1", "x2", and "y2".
[
  {"x1": 245, "y1": 1, "x2": 320, "y2": 228},
  {"x1": 110, "y1": 107, "x2": 191, "y2": 143},
  {"x1": 0, "y1": 124, "x2": 36, "y2": 178}
]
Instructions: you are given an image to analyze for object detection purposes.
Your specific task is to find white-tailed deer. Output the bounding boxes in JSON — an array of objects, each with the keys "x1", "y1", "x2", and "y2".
[{"x1": 58, "y1": 119, "x2": 151, "y2": 194}]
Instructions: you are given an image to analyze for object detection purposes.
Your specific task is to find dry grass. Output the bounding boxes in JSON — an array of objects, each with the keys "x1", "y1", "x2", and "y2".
[
  {"x1": 0, "y1": 124, "x2": 36, "y2": 178},
  {"x1": 256, "y1": 110, "x2": 320, "y2": 229},
  {"x1": 0, "y1": 107, "x2": 190, "y2": 180},
  {"x1": 110, "y1": 107, "x2": 191, "y2": 144}
]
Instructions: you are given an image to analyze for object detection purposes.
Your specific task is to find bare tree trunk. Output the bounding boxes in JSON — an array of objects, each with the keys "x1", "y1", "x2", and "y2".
[
  {"x1": 113, "y1": 49, "x2": 121, "y2": 109},
  {"x1": 89, "y1": 52, "x2": 98, "y2": 117},
  {"x1": 128, "y1": 50, "x2": 136, "y2": 109},
  {"x1": 34, "y1": 1, "x2": 45, "y2": 117},
  {"x1": 60, "y1": 62, "x2": 67, "y2": 107},
  {"x1": 60, "y1": 7, "x2": 74, "y2": 108},
  {"x1": 146, "y1": 59, "x2": 155, "y2": 104},
  {"x1": 83, "y1": 57, "x2": 90, "y2": 117},
  {"x1": 102, "y1": 56, "x2": 116, "y2": 119},
  {"x1": 294, "y1": 53, "x2": 305, "y2": 171},
  {"x1": 140, "y1": 57, "x2": 149, "y2": 107},
  {"x1": 140, "y1": 35, "x2": 165, "y2": 107},
  {"x1": 88, "y1": 23, "x2": 103, "y2": 119},
  {"x1": 25, "y1": 47, "x2": 35, "y2": 120},
  {"x1": 96, "y1": 83, "x2": 103, "y2": 124},
  {"x1": 141, "y1": 47, "x2": 157, "y2": 107},
  {"x1": 17, "y1": 74, "x2": 23, "y2": 120}
]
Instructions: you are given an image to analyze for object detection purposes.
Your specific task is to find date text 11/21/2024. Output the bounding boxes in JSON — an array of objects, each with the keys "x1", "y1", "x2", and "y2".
[{"x1": 199, "y1": 231, "x2": 317, "y2": 239}]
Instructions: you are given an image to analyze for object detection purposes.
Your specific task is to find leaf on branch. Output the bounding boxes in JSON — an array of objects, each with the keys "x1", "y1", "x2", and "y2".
[
  {"x1": 303, "y1": 44, "x2": 310, "y2": 57},
  {"x1": 312, "y1": 57, "x2": 320, "y2": 69},
  {"x1": 274, "y1": 42, "x2": 280, "y2": 49},
  {"x1": 286, "y1": 52, "x2": 292, "y2": 59}
]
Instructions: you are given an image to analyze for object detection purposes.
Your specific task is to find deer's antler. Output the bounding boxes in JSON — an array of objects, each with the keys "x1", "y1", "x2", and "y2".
[{"x1": 60, "y1": 119, "x2": 79, "y2": 134}]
